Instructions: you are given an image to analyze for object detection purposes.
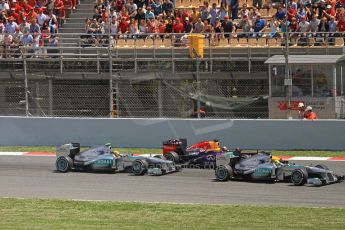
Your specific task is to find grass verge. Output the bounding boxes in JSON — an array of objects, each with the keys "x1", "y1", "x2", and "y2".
[
  {"x1": 1, "y1": 198, "x2": 345, "y2": 230},
  {"x1": 1, "y1": 146, "x2": 345, "y2": 157}
]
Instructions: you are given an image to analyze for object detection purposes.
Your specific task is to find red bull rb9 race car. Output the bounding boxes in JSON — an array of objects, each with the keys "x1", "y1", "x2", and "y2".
[{"x1": 162, "y1": 138, "x2": 224, "y2": 166}]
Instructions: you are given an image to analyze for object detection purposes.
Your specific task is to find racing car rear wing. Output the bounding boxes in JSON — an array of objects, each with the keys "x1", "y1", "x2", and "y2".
[{"x1": 56, "y1": 143, "x2": 80, "y2": 158}]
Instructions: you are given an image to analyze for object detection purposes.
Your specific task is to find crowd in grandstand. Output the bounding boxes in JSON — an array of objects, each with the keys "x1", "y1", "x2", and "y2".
[
  {"x1": 0, "y1": 0, "x2": 74, "y2": 57},
  {"x1": 1, "y1": 0, "x2": 345, "y2": 56},
  {"x1": 84, "y1": 0, "x2": 345, "y2": 45}
]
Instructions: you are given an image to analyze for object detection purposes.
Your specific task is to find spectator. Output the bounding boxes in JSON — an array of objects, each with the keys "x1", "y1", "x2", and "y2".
[
  {"x1": 252, "y1": 0, "x2": 263, "y2": 10},
  {"x1": 145, "y1": 6, "x2": 155, "y2": 20},
  {"x1": 239, "y1": 3, "x2": 250, "y2": 19},
  {"x1": 19, "y1": 16, "x2": 30, "y2": 33},
  {"x1": 8, "y1": 8, "x2": 18, "y2": 22},
  {"x1": 252, "y1": 13, "x2": 266, "y2": 38},
  {"x1": 162, "y1": 0, "x2": 173, "y2": 15},
  {"x1": 126, "y1": 0, "x2": 137, "y2": 18},
  {"x1": 268, "y1": 15, "x2": 280, "y2": 38},
  {"x1": 193, "y1": 17, "x2": 204, "y2": 33},
  {"x1": 26, "y1": 7, "x2": 37, "y2": 23},
  {"x1": 221, "y1": 15, "x2": 235, "y2": 38},
  {"x1": 47, "y1": 9, "x2": 58, "y2": 33},
  {"x1": 0, "y1": 0, "x2": 9, "y2": 12},
  {"x1": 190, "y1": 7, "x2": 200, "y2": 24},
  {"x1": 36, "y1": 8, "x2": 48, "y2": 29},
  {"x1": 297, "y1": 102, "x2": 306, "y2": 119},
  {"x1": 200, "y1": 4, "x2": 210, "y2": 21},
  {"x1": 230, "y1": 0, "x2": 239, "y2": 20},
  {"x1": 0, "y1": 32, "x2": 13, "y2": 58},
  {"x1": 151, "y1": 0, "x2": 162, "y2": 16},
  {"x1": 309, "y1": 14, "x2": 320, "y2": 34},
  {"x1": 219, "y1": 2, "x2": 229, "y2": 22},
  {"x1": 29, "y1": 18, "x2": 41, "y2": 34},
  {"x1": 5, "y1": 16, "x2": 17, "y2": 34},
  {"x1": 315, "y1": 16, "x2": 329, "y2": 45},
  {"x1": 304, "y1": 106, "x2": 318, "y2": 119},
  {"x1": 20, "y1": 28, "x2": 34, "y2": 47},
  {"x1": 184, "y1": 17, "x2": 193, "y2": 33},
  {"x1": 297, "y1": 16, "x2": 310, "y2": 38},
  {"x1": 134, "y1": 7, "x2": 145, "y2": 24},
  {"x1": 209, "y1": 3, "x2": 218, "y2": 26},
  {"x1": 47, "y1": 34, "x2": 59, "y2": 55},
  {"x1": 238, "y1": 15, "x2": 252, "y2": 38},
  {"x1": 110, "y1": 15, "x2": 119, "y2": 35}
]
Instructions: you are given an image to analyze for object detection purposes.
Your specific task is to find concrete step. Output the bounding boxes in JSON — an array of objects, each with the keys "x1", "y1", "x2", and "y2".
[
  {"x1": 65, "y1": 17, "x2": 86, "y2": 24},
  {"x1": 58, "y1": 27, "x2": 86, "y2": 33},
  {"x1": 76, "y1": 4, "x2": 94, "y2": 10},
  {"x1": 68, "y1": 12, "x2": 94, "y2": 18},
  {"x1": 62, "y1": 22, "x2": 85, "y2": 28}
]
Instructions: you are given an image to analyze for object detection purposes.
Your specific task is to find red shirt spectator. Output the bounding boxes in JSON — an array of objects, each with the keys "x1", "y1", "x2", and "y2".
[
  {"x1": 119, "y1": 17, "x2": 129, "y2": 33},
  {"x1": 27, "y1": 8, "x2": 38, "y2": 22},
  {"x1": 173, "y1": 18, "x2": 184, "y2": 33},
  {"x1": 8, "y1": 8, "x2": 19, "y2": 22},
  {"x1": 338, "y1": 16, "x2": 345, "y2": 31},
  {"x1": 27, "y1": 0, "x2": 36, "y2": 8}
]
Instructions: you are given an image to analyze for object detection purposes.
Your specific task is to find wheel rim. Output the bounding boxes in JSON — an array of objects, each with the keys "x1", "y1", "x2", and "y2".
[
  {"x1": 216, "y1": 166, "x2": 228, "y2": 180},
  {"x1": 292, "y1": 171, "x2": 302, "y2": 184},
  {"x1": 57, "y1": 158, "x2": 68, "y2": 171},
  {"x1": 133, "y1": 161, "x2": 142, "y2": 173}
]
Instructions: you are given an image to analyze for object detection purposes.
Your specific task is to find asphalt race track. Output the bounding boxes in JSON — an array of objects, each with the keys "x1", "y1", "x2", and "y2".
[{"x1": 1, "y1": 156, "x2": 345, "y2": 207}]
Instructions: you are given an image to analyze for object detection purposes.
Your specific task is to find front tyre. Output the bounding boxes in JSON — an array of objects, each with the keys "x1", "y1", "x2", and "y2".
[
  {"x1": 215, "y1": 165, "x2": 233, "y2": 181},
  {"x1": 132, "y1": 159, "x2": 149, "y2": 175},
  {"x1": 56, "y1": 156, "x2": 73, "y2": 173},
  {"x1": 291, "y1": 169, "x2": 308, "y2": 186}
]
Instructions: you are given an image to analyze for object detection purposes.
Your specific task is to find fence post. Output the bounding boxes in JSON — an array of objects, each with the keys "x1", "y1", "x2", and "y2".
[
  {"x1": 48, "y1": 79, "x2": 53, "y2": 116},
  {"x1": 158, "y1": 80, "x2": 163, "y2": 117},
  {"x1": 23, "y1": 54, "x2": 29, "y2": 117}
]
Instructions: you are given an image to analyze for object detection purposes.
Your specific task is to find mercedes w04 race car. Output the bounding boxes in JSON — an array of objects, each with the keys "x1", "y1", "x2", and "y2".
[
  {"x1": 162, "y1": 138, "x2": 225, "y2": 166},
  {"x1": 215, "y1": 151, "x2": 344, "y2": 186},
  {"x1": 55, "y1": 143, "x2": 180, "y2": 176}
]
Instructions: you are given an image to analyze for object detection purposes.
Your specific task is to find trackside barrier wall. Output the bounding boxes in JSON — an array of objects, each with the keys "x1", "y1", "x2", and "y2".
[{"x1": 0, "y1": 117, "x2": 344, "y2": 150}]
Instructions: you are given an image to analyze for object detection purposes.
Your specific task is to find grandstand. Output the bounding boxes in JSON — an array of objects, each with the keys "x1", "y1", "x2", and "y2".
[{"x1": 0, "y1": 0, "x2": 344, "y2": 118}]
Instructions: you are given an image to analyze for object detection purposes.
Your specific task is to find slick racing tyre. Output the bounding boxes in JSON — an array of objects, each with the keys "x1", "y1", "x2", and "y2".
[
  {"x1": 132, "y1": 159, "x2": 149, "y2": 176},
  {"x1": 164, "y1": 152, "x2": 180, "y2": 164},
  {"x1": 215, "y1": 165, "x2": 233, "y2": 181},
  {"x1": 291, "y1": 169, "x2": 308, "y2": 186},
  {"x1": 315, "y1": 164, "x2": 329, "y2": 170},
  {"x1": 56, "y1": 156, "x2": 73, "y2": 173}
]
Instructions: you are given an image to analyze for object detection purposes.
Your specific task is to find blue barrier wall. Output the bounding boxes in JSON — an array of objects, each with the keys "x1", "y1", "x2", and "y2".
[{"x1": 1, "y1": 117, "x2": 344, "y2": 150}]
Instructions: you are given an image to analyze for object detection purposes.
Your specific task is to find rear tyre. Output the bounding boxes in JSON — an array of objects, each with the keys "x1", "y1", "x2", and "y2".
[
  {"x1": 315, "y1": 164, "x2": 329, "y2": 170},
  {"x1": 56, "y1": 156, "x2": 73, "y2": 173},
  {"x1": 164, "y1": 151, "x2": 180, "y2": 164},
  {"x1": 215, "y1": 165, "x2": 233, "y2": 181},
  {"x1": 132, "y1": 159, "x2": 149, "y2": 175},
  {"x1": 291, "y1": 169, "x2": 308, "y2": 186}
]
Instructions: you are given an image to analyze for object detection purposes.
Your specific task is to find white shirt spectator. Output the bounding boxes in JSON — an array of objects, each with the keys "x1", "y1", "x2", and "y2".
[
  {"x1": 298, "y1": 21, "x2": 310, "y2": 32},
  {"x1": 37, "y1": 13, "x2": 48, "y2": 27},
  {"x1": 309, "y1": 18, "x2": 320, "y2": 32},
  {"x1": 0, "y1": 0, "x2": 9, "y2": 11}
]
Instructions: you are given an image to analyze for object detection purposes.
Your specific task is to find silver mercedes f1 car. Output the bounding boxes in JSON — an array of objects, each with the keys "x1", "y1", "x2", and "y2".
[
  {"x1": 215, "y1": 151, "x2": 344, "y2": 186},
  {"x1": 55, "y1": 143, "x2": 180, "y2": 176}
]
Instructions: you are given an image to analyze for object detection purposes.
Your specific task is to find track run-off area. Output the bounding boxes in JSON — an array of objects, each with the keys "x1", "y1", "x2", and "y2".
[{"x1": 1, "y1": 155, "x2": 345, "y2": 208}]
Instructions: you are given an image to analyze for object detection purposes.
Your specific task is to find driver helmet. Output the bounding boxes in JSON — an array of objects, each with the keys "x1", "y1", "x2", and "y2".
[
  {"x1": 298, "y1": 102, "x2": 304, "y2": 108},
  {"x1": 221, "y1": 146, "x2": 228, "y2": 152},
  {"x1": 105, "y1": 143, "x2": 112, "y2": 149},
  {"x1": 306, "y1": 106, "x2": 312, "y2": 111}
]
